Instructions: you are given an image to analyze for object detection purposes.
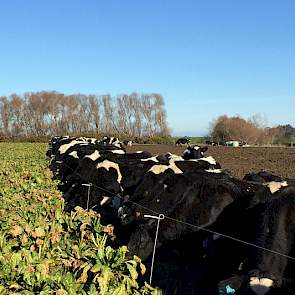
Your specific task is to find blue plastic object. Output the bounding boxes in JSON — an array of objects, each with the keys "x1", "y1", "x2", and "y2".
[
  {"x1": 226, "y1": 285, "x2": 236, "y2": 294},
  {"x1": 218, "y1": 285, "x2": 235, "y2": 294},
  {"x1": 202, "y1": 238, "x2": 209, "y2": 248}
]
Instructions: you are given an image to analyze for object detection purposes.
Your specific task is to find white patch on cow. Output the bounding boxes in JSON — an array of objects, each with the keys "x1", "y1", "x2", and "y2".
[
  {"x1": 164, "y1": 184, "x2": 168, "y2": 190},
  {"x1": 111, "y1": 137, "x2": 121, "y2": 146},
  {"x1": 149, "y1": 163, "x2": 183, "y2": 174},
  {"x1": 136, "y1": 151, "x2": 143, "y2": 153},
  {"x1": 85, "y1": 150, "x2": 100, "y2": 161},
  {"x1": 96, "y1": 160, "x2": 122, "y2": 183},
  {"x1": 265, "y1": 181, "x2": 288, "y2": 193},
  {"x1": 183, "y1": 149, "x2": 191, "y2": 156},
  {"x1": 59, "y1": 140, "x2": 82, "y2": 154},
  {"x1": 111, "y1": 149, "x2": 125, "y2": 154},
  {"x1": 168, "y1": 154, "x2": 184, "y2": 162},
  {"x1": 200, "y1": 156, "x2": 216, "y2": 165},
  {"x1": 250, "y1": 277, "x2": 274, "y2": 295},
  {"x1": 141, "y1": 156, "x2": 159, "y2": 163},
  {"x1": 69, "y1": 151, "x2": 79, "y2": 159},
  {"x1": 189, "y1": 156, "x2": 217, "y2": 165},
  {"x1": 88, "y1": 138, "x2": 97, "y2": 144},
  {"x1": 205, "y1": 169, "x2": 222, "y2": 173},
  {"x1": 100, "y1": 196, "x2": 111, "y2": 206},
  {"x1": 193, "y1": 146, "x2": 200, "y2": 150}
]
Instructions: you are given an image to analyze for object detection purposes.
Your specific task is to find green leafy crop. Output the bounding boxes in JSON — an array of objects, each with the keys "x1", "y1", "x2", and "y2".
[{"x1": 0, "y1": 143, "x2": 162, "y2": 295}]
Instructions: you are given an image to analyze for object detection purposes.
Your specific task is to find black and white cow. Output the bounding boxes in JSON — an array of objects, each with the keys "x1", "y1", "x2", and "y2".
[
  {"x1": 50, "y1": 143, "x2": 125, "y2": 181},
  {"x1": 182, "y1": 145, "x2": 209, "y2": 160},
  {"x1": 63, "y1": 144, "x2": 222, "y2": 220},
  {"x1": 246, "y1": 185, "x2": 295, "y2": 294},
  {"x1": 123, "y1": 140, "x2": 133, "y2": 146},
  {"x1": 62, "y1": 150, "x2": 158, "y2": 213},
  {"x1": 120, "y1": 170, "x2": 246, "y2": 261},
  {"x1": 243, "y1": 171, "x2": 283, "y2": 184},
  {"x1": 46, "y1": 136, "x2": 77, "y2": 158},
  {"x1": 167, "y1": 145, "x2": 222, "y2": 172},
  {"x1": 206, "y1": 179, "x2": 295, "y2": 294},
  {"x1": 205, "y1": 140, "x2": 219, "y2": 146},
  {"x1": 100, "y1": 136, "x2": 123, "y2": 148},
  {"x1": 176, "y1": 137, "x2": 190, "y2": 146}
]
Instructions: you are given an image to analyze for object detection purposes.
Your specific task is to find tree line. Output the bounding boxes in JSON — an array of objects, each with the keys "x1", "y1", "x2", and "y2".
[
  {"x1": 210, "y1": 114, "x2": 295, "y2": 145},
  {"x1": 0, "y1": 91, "x2": 170, "y2": 138}
]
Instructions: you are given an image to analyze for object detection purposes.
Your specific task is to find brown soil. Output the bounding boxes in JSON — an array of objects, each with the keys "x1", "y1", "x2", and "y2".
[{"x1": 127, "y1": 144, "x2": 295, "y2": 179}]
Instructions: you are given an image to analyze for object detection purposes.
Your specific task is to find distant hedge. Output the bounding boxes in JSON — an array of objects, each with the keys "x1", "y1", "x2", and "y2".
[{"x1": 0, "y1": 134, "x2": 176, "y2": 145}]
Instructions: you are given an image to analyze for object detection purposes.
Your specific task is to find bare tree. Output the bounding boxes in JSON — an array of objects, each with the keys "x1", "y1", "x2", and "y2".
[{"x1": 0, "y1": 91, "x2": 170, "y2": 139}]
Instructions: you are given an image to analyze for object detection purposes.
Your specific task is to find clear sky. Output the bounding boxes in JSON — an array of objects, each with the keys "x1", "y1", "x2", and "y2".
[{"x1": 0, "y1": 1, "x2": 294, "y2": 135}]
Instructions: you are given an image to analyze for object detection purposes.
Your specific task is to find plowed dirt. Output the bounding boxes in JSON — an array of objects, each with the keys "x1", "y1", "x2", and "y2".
[{"x1": 127, "y1": 144, "x2": 295, "y2": 179}]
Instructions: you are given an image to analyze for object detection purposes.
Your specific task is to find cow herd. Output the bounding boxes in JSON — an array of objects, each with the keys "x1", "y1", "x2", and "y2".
[{"x1": 47, "y1": 136, "x2": 295, "y2": 295}]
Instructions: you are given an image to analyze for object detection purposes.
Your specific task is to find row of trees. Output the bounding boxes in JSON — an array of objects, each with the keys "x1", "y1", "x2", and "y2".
[
  {"x1": 210, "y1": 115, "x2": 295, "y2": 144},
  {"x1": 0, "y1": 91, "x2": 170, "y2": 138}
]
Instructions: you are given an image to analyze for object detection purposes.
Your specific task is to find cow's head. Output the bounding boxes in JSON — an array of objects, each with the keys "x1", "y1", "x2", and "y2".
[
  {"x1": 126, "y1": 224, "x2": 155, "y2": 261},
  {"x1": 182, "y1": 145, "x2": 208, "y2": 160}
]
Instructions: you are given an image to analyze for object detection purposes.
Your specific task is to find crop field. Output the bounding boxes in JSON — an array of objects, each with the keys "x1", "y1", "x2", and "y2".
[
  {"x1": 0, "y1": 143, "x2": 161, "y2": 294},
  {"x1": 127, "y1": 144, "x2": 295, "y2": 179}
]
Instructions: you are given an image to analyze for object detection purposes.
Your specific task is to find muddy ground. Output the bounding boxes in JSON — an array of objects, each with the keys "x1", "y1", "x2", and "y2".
[{"x1": 127, "y1": 144, "x2": 295, "y2": 179}]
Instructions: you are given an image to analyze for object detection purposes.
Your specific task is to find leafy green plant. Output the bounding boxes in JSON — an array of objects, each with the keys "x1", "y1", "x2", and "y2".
[{"x1": 0, "y1": 143, "x2": 162, "y2": 294}]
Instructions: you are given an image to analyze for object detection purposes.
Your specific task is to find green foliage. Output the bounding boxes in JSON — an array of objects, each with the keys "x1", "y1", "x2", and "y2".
[
  {"x1": 138, "y1": 136, "x2": 175, "y2": 145},
  {"x1": 0, "y1": 136, "x2": 50, "y2": 143},
  {"x1": 0, "y1": 134, "x2": 176, "y2": 145},
  {"x1": 0, "y1": 143, "x2": 162, "y2": 294},
  {"x1": 187, "y1": 137, "x2": 207, "y2": 144}
]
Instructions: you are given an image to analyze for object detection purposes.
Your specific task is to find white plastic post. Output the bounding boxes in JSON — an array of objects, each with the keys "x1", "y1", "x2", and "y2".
[
  {"x1": 82, "y1": 183, "x2": 92, "y2": 210},
  {"x1": 143, "y1": 213, "x2": 165, "y2": 285}
]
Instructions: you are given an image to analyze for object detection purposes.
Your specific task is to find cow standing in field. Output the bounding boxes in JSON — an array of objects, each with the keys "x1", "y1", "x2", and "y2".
[
  {"x1": 176, "y1": 137, "x2": 190, "y2": 146},
  {"x1": 205, "y1": 140, "x2": 219, "y2": 146},
  {"x1": 123, "y1": 140, "x2": 133, "y2": 146}
]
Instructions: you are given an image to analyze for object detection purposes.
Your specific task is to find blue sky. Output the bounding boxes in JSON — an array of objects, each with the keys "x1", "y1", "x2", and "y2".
[{"x1": 0, "y1": 0, "x2": 294, "y2": 135}]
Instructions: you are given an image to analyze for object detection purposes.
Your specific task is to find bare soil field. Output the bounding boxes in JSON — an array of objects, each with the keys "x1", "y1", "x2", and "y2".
[{"x1": 127, "y1": 144, "x2": 295, "y2": 179}]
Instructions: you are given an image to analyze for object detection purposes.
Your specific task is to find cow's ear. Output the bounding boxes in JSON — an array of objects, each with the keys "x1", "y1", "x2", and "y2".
[{"x1": 201, "y1": 146, "x2": 208, "y2": 153}]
